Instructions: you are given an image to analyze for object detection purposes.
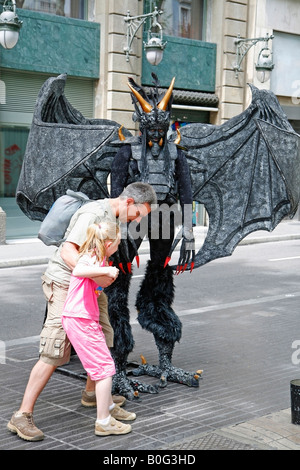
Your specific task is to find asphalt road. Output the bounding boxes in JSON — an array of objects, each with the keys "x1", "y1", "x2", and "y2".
[
  {"x1": 0, "y1": 238, "x2": 299, "y2": 344},
  {"x1": 1, "y1": 238, "x2": 300, "y2": 450}
]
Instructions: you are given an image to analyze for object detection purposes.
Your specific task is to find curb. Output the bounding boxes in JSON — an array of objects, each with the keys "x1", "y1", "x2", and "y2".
[{"x1": 1, "y1": 231, "x2": 300, "y2": 269}]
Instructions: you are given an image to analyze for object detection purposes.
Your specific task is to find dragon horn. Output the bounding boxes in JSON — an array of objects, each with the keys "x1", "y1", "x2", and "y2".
[
  {"x1": 157, "y1": 77, "x2": 175, "y2": 111},
  {"x1": 128, "y1": 82, "x2": 153, "y2": 113},
  {"x1": 118, "y1": 125, "x2": 126, "y2": 141},
  {"x1": 174, "y1": 128, "x2": 181, "y2": 145}
]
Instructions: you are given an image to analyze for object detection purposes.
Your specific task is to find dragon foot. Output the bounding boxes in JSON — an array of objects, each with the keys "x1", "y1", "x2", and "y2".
[
  {"x1": 132, "y1": 355, "x2": 202, "y2": 388},
  {"x1": 111, "y1": 370, "x2": 159, "y2": 400}
]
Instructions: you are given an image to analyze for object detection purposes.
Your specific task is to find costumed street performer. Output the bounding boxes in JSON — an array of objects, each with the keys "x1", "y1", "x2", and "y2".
[
  {"x1": 16, "y1": 73, "x2": 300, "y2": 400},
  {"x1": 106, "y1": 75, "x2": 201, "y2": 397}
]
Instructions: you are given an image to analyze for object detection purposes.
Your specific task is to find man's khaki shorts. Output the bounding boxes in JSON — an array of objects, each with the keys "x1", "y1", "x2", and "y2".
[{"x1": 39, "y1": 275, "x2": 114, "y2": 367}]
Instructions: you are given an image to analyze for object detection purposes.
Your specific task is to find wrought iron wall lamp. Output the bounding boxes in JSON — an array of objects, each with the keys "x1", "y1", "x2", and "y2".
[
  {"x1": 124, "y1": 6, "x2": 167, "y2": 65},
  {"x1": 233, "y1": 33, "x2": 275, "y2": 83}
]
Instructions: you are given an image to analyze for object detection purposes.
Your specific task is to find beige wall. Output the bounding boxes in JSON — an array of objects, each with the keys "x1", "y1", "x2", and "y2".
[
  {"x1": 208, "y1": 0, "x2": 249, "y2": 124},
  {"x1": 266, "y1": 0, "x2": 300, "y2": 34},
  {"x1": 92, "y1": 0, "x2": 143, "y2": 133}
]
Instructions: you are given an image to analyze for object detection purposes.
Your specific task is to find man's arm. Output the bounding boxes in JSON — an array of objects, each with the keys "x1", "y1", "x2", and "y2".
[{"x1": 60, "y1": 241, "x2": 79, "y2": 270}]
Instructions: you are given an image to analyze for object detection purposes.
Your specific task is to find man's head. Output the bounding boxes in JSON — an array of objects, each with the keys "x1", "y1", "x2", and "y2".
[{"x1": 117, "y1": 182, "x2": 157, "y2": 223}]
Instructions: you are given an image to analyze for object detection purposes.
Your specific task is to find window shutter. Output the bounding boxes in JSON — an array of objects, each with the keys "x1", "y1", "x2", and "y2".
[{"x1": 0, "y1": 69, "x2": 95, "y2": 121}]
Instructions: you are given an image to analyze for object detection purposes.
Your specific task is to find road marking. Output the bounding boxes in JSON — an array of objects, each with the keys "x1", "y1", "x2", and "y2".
[
  {"x1": 179, "y1": 292, "x2": 300, "y2": 316},
  {"x1": 0, "y1": 336, "x2": 40, "y2": 363},
  {"x1": 5, "y1": 336, "x2": 40, "y2": 346},
  {"x1": 269, "y1": 256, "x2": 300, "y2": 262},
  {"x1": 3, "y1": 293, "x2": 300, "y2": 342}
]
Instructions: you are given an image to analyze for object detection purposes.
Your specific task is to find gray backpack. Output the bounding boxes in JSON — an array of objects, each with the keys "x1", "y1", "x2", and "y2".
[{"x1": 38, "y1": 190, "x2": 91, "y2": 246}]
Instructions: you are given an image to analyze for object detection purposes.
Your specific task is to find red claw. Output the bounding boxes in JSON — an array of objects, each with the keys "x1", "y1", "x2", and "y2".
[
  {"x1": 190, "y1": 261, "x2": 195, "y2": 273},
  {"x1": 127, "y1": 262, "x2": 132, "y2": 274},
  {"x1": 164, "y1": 256, "x2": 171, "y2": 268},
  {"x1": 119, "y1": 262, "x2": 126, "y2": 274},
  {"x1": 182, "y1": 263, "x2": 188, "y2": 272},
  {"x1": 135, "y1": 255, "x2": 140, "y2": 268},
  {"x1": 176, "y1": 265, "x2": 182, "y2": 275},
  {"x1": 109, "y1": 260, "x2": 113, "y2": 266}
]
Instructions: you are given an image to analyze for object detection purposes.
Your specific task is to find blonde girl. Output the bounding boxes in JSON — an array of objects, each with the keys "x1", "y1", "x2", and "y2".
[{"x1": 62, "y1": 222, "x2": 135, "y2": 436}]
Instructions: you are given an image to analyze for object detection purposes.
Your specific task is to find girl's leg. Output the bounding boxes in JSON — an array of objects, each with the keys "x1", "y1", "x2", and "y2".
[
  {"x1": 94, "y1": 375, "x2": 132, "y2": 436},
  {"x1": 95, "y1": 376, "x2": 113, "y2": 420},
  {"x1": 85, "y1": 375, "x2": 95, "y2": 392}
]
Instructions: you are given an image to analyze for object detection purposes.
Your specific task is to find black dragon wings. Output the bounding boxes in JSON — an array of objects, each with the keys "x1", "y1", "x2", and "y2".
[{"x1": 16, "y1": 74, "x2": 300, "y2": 269}]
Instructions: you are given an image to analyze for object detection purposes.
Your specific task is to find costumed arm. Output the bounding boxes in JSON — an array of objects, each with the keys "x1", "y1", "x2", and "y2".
[
  {"x1": 166, "y1": 149, "x2": 195, "y2": 272},
  {"x1": 110, "y1": 144, "x2": 132, "y2": 197},
  {"x1": 110, "y1": 144, "x2": 138, "y2": 272}
]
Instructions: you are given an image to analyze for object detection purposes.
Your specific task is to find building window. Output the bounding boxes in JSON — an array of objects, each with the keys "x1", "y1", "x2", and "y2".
[
  {"x1": 180, "y1": 5, "x2": 191, "y2": 38},
  {"x1": 144, "y1": 0, "x2": 205, "y2": 41},
  {"x1": 14, "y1": 0, "x2": 87, "y2": 20}
]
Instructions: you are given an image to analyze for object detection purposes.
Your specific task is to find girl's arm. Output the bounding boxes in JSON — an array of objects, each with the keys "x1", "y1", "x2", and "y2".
[
  {"x1": 61, "y1": 242, "x2": 119, "y2": 287},
  {"x1": 73, "y1": 263, "x2": 119, "y2": 281}
]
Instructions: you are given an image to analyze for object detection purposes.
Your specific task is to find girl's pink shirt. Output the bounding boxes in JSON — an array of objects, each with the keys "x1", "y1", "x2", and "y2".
[{"x1": 62, "y1": 254, "x2": 103, "y2": 322}]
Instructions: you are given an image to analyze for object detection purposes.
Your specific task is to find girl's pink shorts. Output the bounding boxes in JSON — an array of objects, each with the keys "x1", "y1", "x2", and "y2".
[{"x1": 61, "y1": 316, "x2": 116, "y2": 381}]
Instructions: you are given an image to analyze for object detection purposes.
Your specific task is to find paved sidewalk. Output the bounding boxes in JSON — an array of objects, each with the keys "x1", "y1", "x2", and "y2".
[
  {"x1": 1, "y1": 332, "x2": 300, "y2": 451},
  {"x1": 1, "y1": 218, "x2": 300, "y2": 451}
]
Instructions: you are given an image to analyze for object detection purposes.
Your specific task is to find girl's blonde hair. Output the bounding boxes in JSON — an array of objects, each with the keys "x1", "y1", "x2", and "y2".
[{"x1": 78, "y1": 222, "x2": 120, "y2": 262}]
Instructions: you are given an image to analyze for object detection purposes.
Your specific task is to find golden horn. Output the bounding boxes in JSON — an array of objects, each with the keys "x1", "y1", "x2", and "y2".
[
  {"x1": 141, "y1": 355, "x2": 147, "y2": 365},
  {"x1": 157, "y1": 77, "x2": 175, "y2": 111},
  {"x1": 118, "y1": 125, "x2": 126, "y2": 141},
  {"x1": 128, "y1": 82, "x2": 153, "y2": 113},
  {"x1": 174, "y1": 128, "x2": 181, "y2": 145}
]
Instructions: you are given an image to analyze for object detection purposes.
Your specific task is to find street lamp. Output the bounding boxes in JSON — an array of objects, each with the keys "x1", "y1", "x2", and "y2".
[
  {"x1": 0, "y1": 0, "x2": 22, "y2": 49},
  {"x1": 255, "y1": 43, "x2": 275, "y2": 83},
  {"x1": 233, "y1": 33, "x2": 274, "y2": 83},
  {"x1": 124, "y1": 7, "x2": 167, "y2": 65}
]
